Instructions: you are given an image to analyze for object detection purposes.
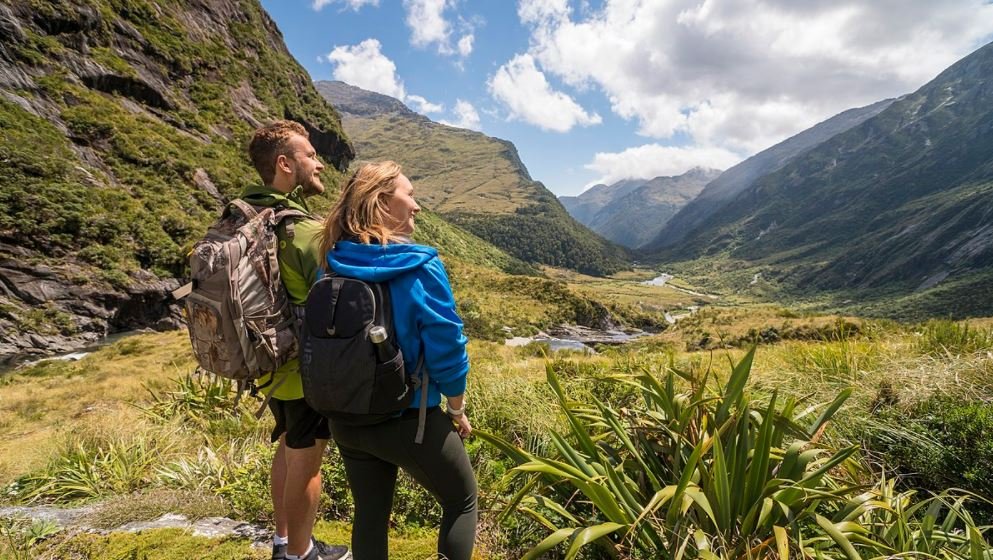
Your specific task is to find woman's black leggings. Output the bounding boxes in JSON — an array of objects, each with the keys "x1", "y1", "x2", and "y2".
[{"x1": 330, "y1": 407, "x2": 477, "y2": 560}]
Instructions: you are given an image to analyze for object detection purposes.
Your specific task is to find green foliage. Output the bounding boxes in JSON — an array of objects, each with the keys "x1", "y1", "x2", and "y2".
[
  {"x1": 479, "y1": 349, "x2": 993, "y2": 559},
  {"x1": 451, "y1": 209, "x2": 628, "y2": 276},
  {"x1": 411, "y1": 210, "x2": 537, "y2": 276},
  {"x1": 14, "y1": 434, "x2": 170, "y2": 504},
  {"x1": 139, "y1": 373, "x2": 248, "y2": 430},
  {"x1": 0, "y1": 516, "x2": 60, "y2": 560},
  {"x1": 1, "y1": 0, "x2": 352, "y2": 318},
  {"x1": 914, "y1": 319, "x2": 993, "y2": 357},
  {"x1": 870, "y1": 396, "x2": 993, "y2": 516},
  {"x1": 0, "y1": 516, "x2": 59, "y2": 560}
]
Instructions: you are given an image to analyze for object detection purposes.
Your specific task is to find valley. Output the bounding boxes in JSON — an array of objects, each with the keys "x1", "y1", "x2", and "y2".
[{"x1": 2, "y1": 0, "x2": 993, "y2": 558}]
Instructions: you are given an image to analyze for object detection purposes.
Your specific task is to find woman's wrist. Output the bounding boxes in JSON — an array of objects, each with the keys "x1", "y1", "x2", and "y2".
[{"x1": 446, "y1": 395, "x2": 466, "y2": 417}]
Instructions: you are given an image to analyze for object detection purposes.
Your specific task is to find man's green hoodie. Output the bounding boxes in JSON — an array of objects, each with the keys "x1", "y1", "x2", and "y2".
[{"x1": 241, "y1": 184, "x2": 322, "y2": 401}]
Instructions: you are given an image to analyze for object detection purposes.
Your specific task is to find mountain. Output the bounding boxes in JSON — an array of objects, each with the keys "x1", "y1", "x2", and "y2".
[
  {"x1": 316, "y1": 80, "x2": 628, "y2": 276},
  {"x1": 646, "y1": 99, "x2": 894, "y2": 251},
  {"x1": 0, "y1": 0, "x2": 358, "y2": 361},
  {"x1": 655, "y1": 41, "x2": 993, "y2": 315},
  {"x1": 560, "y1": 179, "x2": 647, "y2": 225},
  {"x1": 560, "y1": 168, "x2": 722, "y2": 249}
]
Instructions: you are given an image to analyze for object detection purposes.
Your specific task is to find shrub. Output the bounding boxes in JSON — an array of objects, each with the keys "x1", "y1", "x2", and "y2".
[{"x1": 869, "y1": 396, "x2": 993, "y2": 516}]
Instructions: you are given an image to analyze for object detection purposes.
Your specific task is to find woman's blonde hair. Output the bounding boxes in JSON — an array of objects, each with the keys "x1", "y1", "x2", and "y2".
[{"x1": 318, "y1": 160, "x2": 405, "y2": 264}]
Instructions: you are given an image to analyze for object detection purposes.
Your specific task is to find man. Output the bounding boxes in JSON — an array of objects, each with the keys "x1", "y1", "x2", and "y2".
[{"x1": 243, "y1": 120, "x2": 348, "y2": 560}]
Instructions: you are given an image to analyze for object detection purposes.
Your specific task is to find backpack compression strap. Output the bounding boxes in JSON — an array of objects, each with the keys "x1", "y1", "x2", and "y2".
[{"x1": 414, "y1": 352, "x2": 428, "y2": 444}]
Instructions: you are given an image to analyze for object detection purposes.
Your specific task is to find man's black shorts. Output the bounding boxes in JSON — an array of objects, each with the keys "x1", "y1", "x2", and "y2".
[{"x1": 268, "y1": 398, "x2": 330, "y2": 449}]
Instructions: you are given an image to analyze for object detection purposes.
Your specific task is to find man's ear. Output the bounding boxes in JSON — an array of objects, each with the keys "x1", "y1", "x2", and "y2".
[{"x1": 276, "y1": 154, "x2": 292, "y2": 175}]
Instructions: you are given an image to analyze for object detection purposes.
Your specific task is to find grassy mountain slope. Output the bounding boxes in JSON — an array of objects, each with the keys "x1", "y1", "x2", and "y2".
[
  {"x1": 316, "y1": 80, "x2": 628, "y2": 276},
  {"x1": 0, "y1": 0, "x2": 357, "y2": 358},
  {"x1": 645, "y1": 99, "x2": 893, "y2": 251},
  {"x1": 653, "y1": 42, "x2": 993, "y2": 317}
]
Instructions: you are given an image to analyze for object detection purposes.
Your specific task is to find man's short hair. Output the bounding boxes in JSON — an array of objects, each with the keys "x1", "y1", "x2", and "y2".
[{"x1": 249, "y1": 120, "x2": 308, "y2": 186}]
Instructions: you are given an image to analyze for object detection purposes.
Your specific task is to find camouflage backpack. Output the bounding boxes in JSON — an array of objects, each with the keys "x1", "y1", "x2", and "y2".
[{"x1": 174, "y1": 199, "x2": 309, "y2": 412}]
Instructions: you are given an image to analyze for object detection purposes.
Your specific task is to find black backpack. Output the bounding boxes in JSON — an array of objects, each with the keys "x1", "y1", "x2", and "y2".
[{"x1": 300, "y1": 275, "x2": 431, "y2": 443}]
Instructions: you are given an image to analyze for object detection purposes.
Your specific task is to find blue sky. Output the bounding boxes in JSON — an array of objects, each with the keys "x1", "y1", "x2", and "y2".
[{"x1": 260, "y1": 0, "x2": 993, "y2": 197}]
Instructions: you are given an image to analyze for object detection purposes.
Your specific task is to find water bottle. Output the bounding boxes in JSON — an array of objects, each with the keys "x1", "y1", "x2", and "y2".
[{"x1": 369, "y1": 326, "x2": 396, "y2": 362}]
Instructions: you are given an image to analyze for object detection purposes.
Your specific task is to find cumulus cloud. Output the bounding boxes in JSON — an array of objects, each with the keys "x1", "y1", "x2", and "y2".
[
  {"x1": 488, "y1": 53, "x2": 601, "y2": 132},
  {"x1": 520, "y1": 0, "x2": 993, "y2": 153},
  {"x1": 440, "y1": 99, "x2": 482, "y2": 131},
  {"x1": 312, "y1": 0, "x2": 378, "y2": 11},
  {"x1": 585, "y1": 144, "x2": 743, "y2": 188},
  {"x1": 326, "y1": 39, "x2": 406, "y2": 100},
  {"x1": 405, "y1": 0, "x2": 451, "y2": 50},
  {"x1": 407, "y1": 94, "x2": 444, "y2": 114}
]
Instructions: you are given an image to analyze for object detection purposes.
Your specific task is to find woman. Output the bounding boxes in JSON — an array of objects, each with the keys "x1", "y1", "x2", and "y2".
[{"x1": 317, "y1": 161, "x2": 476, "y2": 560}]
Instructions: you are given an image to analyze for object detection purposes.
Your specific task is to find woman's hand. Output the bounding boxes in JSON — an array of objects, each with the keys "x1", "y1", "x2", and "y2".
[{"x1": 452, "y1": 413, "x2": 472, "y2": 439}]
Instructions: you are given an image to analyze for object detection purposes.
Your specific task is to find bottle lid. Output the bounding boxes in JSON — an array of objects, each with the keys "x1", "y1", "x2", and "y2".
[{"x1": 369, "y1": 325, "x2": 388, "y2": 344}]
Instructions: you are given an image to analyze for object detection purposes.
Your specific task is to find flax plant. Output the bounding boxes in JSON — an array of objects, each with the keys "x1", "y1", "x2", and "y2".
[{"x1": 479, "y1": 348, "x2": 993, "y2": 559}]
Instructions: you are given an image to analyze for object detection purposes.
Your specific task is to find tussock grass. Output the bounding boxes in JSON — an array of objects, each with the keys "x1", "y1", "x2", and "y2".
[
  {"x1": 914, "y1": 318, "x2": 993, "y2": 357},
  {"x1": 0, "y1": 330, "x2": 196, "y2": 480}
]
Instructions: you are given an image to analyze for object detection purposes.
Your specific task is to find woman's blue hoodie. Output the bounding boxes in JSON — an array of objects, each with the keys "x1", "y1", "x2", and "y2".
[{"x1": 325, "y1": 241, "x2": 469, "y2": 409}]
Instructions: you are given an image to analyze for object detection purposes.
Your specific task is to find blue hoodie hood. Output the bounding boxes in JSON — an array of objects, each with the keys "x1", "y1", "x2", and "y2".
[
  {"x1": 326, "y1": 241, "x2": 437, "y2": 282},
  {"x1": 324, "y1": 240, "x2": 469, "y2": 408}
]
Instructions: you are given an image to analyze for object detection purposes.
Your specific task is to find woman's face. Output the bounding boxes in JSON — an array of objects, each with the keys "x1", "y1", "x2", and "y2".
[{"x1": 386, "y1": 174, "x2": 420, "y2": 236}]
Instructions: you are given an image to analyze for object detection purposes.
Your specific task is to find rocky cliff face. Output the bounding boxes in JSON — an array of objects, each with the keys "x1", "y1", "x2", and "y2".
[{"x1": 0, "y1": 0, "x2": 353, "y2": 363}]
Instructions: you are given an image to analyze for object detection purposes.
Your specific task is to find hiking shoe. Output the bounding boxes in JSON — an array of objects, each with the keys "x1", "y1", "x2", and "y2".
[
  {"x1": 271, "y1": 542, "x2": 287, "y2": 560},
  {"x1": 305, "y1": 538, "x2": 350, "y2": 560}
]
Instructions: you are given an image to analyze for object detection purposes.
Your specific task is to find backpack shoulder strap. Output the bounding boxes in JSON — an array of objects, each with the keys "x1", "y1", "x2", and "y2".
[
  {"x1": 228, "y1": 199, "x2": 259, "y2": 220},
  {"x1": 273, "y1": 208, "x2": 312, "y2": 240}
]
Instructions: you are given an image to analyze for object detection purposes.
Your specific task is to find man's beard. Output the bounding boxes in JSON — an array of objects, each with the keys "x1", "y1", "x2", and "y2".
[{"x1": 296, "y1": 169, "x2": 324, "y2": 196}]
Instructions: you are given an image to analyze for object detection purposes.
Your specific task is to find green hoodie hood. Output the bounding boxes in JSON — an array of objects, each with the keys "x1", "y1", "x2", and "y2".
[{"x1": 240, "y1": 184, "x2": 313, "y2": 214}]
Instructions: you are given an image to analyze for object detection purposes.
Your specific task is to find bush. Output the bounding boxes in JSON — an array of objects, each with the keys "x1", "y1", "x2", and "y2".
[{"x1": 869, "y1": 396, "x2": 993, "y2": 516}]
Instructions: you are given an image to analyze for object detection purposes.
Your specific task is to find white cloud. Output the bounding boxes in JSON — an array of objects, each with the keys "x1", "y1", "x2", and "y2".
[
  {"x1": 488, "y1": 54, "x2": 601, "y2": 132},
  {"x1": 520, "y1": 0, "x2": 993, "y2": 153},
  {"x1": 585, "y1": 144, "x2": 743, "y2": 188},
  {"x1": 404, "y1": 0, "x2": 454, "y2": 54},
  {"x1": 407, "y1": 94, "x2": 444, "y2": 114},
  {"x1": 403, "y1": 0, "x2": 477, "y2": 60},
  {"x1": 457, "y1": 34, "x2": 474, "y2": 58},
  {"x1": 518, "y1": 0, "x2": 570, "y2": 25},
  {"x1": 326, "y1": 39, "x2": 406, "y2": 100},
  {"x1": 440, "y1": 99, "x2": 482, "y2": 131},
  {"x1": 312, "y1": 0, "x2": 378, "y2": 11}
]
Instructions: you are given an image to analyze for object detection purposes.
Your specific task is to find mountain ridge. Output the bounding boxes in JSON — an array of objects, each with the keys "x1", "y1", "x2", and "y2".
[
  {"x1": 317, "y1": 79, "x2": 628, "y2": 275},
  {"x1": 561, "y1": 168, "x2": 722, "y2": 248},
  {"x1": 655, "y1": 40, "x2": 993, "y2": 313},
  {"x1": 645, "y1": 98, "x2": 895, "y2": 251}
]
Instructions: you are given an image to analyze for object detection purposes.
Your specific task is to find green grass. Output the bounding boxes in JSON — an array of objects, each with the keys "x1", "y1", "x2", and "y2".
[{"x1": 5, "y1": 311, "x2": 993, "y2": 558}]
